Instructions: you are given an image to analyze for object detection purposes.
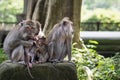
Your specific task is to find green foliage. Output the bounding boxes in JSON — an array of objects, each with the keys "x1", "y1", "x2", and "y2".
[
  {"x1": 0, "y1": 0, "x2": 23, "y2": 22},
  {"x1": 87, "y1": 40, "x2": 99, "y2": 49},
  {"x1": 93, "y1": 58, "x2": 115, "y2": 80},
  {"x1": 81, "y1": 0, "x2": 120, "y2": 31},
  {"x1": 72, "y1": 42, "x2": 118, "y2": 80},
  {"x1": 81, "y1": 8, "x2": 120, "y2": 23},
  {"x1": 81, "y1": 8, "x2": 120, "y2": 31},
  {"x1": 112, "y1": 53, "x2": 120, "y2": 79},
  {"x1": 83, "y1": 0, "x2": 120, "y2": 10},
  {"x1": 0, "y1": 48, "x2": 7, "y2": 63}
]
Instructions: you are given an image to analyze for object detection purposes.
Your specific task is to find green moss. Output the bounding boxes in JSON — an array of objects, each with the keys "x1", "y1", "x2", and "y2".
[{"x1": 0, "y1": 48, "x2": 8, "y2": 63}]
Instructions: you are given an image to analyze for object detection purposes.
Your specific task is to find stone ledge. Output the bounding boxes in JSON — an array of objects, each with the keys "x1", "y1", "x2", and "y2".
[{"x1": 0, "y1": 61, "x2": 78, "y2": 80}]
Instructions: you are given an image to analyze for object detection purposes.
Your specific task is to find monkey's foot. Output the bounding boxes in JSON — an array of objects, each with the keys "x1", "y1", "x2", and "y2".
[{"x1": 50, "y1": 59, "x2": 60, "y2": 63}]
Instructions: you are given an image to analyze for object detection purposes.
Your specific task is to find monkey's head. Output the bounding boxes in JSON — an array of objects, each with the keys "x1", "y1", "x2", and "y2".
[
  {"x1": 19, "y1": 20, "x2": 35, "y2": 27},
  {"x1": 60, "y1": 17, "x2": 73, "y2": 27},
  {"x1": 19, "y1": 20, "x2": 38, "y2": 39},
  {"x1": 60, "y1": 17, "x2": 74, "y2": 38},
  {"x1": 19, "y1": 20, "x2": 41, "y2": 35}
]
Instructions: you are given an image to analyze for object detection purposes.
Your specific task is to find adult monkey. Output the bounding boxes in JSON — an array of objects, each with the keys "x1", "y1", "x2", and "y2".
[
  {"x1": 3, "y1": 20, "x2": 41, "y2": 79},
  {"x1": 47, "y1": 17, "x2": 74, "y2": 63},
  {"x1": 3, "y1": 20, "x2": 40, "y2": 63}
]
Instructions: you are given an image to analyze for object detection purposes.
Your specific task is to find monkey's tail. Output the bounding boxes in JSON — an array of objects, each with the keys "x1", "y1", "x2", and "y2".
[
  {"x1": 83, "y1": 66, "x2": 93, "y2": 80},
  {"x1": 26, "y1": 64, "x2": 34, "y2": 79}
]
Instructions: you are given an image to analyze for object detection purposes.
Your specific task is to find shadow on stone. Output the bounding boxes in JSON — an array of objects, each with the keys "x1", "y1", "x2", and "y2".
[{"x1": 0, "y1": 61, "x2": 78, "y2": 80}]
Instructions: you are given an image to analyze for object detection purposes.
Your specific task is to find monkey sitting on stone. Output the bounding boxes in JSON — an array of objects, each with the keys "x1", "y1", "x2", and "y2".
[
  {"x1": 3, "y1": 20, "x2": 40, "y2": 63},
  {"x1": 47, "y1": 17, "x2": 74, "y2": 63},
  {"x1": 3, "y1": 20, "x2": 41, "y2": 79}
]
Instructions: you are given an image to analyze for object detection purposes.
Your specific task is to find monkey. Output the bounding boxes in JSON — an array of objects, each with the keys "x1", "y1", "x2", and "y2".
[
  {"x1": 35, "y1": 26, "x2": 49, "y2": 63},
  {"x1": 47, "y1": 17, "x2": 74, "y2": 63},
  {"x1": 35, "y1": 36, "x2": 49, "y2": 63},
  {"x1": 3, "y1": 20, "x2": 41, "y2": 79},
  {"x1": 4, "y1": 20, "x2": 31, "y2": 62},
  {"x1": 3, "y1": 20, "x2": 41, "y2": 62},
  {"x1": 32, "y1": 27, "x2": 48, "y2": 63}
]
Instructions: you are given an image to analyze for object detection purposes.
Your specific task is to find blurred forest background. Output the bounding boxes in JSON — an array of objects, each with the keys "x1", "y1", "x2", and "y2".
[
  {"x1": 0, "y1": 0, "x2": 23, "y2": 22},
  {"x1": 1, "y1": 0, "x2": 120, "y2": 23},
  {"x1": 81, "y1": 0, "x2": 120, "y2": 31},
  {"x1": 82, "y1": 0, "x2": 120, "y2": 22},
  {"x1": 1, "y1": 0, "x2": 120, "y2": 31}
]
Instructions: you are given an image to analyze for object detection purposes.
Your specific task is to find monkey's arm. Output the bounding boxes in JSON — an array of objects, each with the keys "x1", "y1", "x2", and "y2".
[
  {"x1": 66, "y1": 38, "x2": 72, "y2": 61},
  {"x1": 8, "y1": 40, "x2": 21, "y2": 48},
  {"x1": 20, "y1": 40, "x2": 33, "y2": 47}
]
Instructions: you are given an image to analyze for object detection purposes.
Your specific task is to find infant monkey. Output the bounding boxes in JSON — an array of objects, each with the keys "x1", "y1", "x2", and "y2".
[
  {"x1": 25, "y1": 29, "x2": 48, "y2": 66},
  {"x1": 35, "y1": 36, "x2": 48, "y2": 63},
  {"x1": 34, "y1": 27, "x2": 49, "y2": 63}
]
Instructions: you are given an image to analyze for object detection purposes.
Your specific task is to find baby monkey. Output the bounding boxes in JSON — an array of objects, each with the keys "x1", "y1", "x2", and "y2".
[
  {"x1": 25, "y1": 27, "x2": 48, "y2": 66},
  {"x1": 35, "y1": 36, "x2": 48, "y2": 63}
]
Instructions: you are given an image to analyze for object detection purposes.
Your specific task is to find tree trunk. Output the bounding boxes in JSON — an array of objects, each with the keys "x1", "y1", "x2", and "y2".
[{"x1": 25, "y1": 0, "x2": 82, "y2": 48}]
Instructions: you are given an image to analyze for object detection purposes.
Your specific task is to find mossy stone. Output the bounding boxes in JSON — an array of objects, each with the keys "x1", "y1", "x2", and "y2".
[{"x1": 0, "y1": 61, "x2": 78, "y2": 80}]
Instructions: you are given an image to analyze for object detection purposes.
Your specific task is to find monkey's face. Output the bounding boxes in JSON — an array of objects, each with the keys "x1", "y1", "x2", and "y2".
[
  {"x1": 19, "y1": 20, "x2": 41, "y2": 33},
  {"x1": 18, "y1": 20, "x2": 36, "y2": 40},
  {"x1": 61, "y1": 17, "x2": 74, "y2": 38},
  {"x1": 19, "y1": 20, "x2": 42, "y2": 40},
  {"x1": 19, "y1": 26, "x2": 34, "y2": 40},
  {"x1": 35, "y1": 36, "x2": 46, "y2": 46}
]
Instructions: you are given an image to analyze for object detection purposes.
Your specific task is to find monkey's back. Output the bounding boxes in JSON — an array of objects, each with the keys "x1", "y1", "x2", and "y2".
[{"x1": 3, "y1": 28, "x2": 20, "y2": 54}]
